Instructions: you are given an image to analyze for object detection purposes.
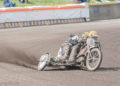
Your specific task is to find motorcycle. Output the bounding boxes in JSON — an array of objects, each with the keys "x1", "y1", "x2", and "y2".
[{"x1": 38, "y1": 35, "x2": 102, "y2": 71}]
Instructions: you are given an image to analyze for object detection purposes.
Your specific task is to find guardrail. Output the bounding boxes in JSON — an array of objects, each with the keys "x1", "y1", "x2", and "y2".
[
  {"x1": 0, "y1": 3, "x2": 90, "y2": 29},
  {"x1": 1, "y1": 2, "x2": 120, "y2": 29}
]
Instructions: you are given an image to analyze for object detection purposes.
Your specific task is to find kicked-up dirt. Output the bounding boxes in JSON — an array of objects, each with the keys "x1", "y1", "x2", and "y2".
[{"x1": 0, "y1": 19, "x2": 120, "y2": 86}]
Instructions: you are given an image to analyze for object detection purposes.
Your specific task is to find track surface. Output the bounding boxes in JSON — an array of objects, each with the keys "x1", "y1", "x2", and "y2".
[{"x1": 0, "y1": 19, "x2": 120, "y2": 86}]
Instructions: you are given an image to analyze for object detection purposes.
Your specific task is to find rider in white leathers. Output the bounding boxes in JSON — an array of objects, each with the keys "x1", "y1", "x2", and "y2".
[
  {"x1": 55, "y1": 32, "x2": 90, "y2": 63},
  {"x1": 55, "y1": 34, "x2": 82, "y2": 62}
]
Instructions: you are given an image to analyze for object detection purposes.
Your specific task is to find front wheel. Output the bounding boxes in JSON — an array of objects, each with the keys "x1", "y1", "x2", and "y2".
[
  {"x1": 38, "y1": 54, "x2": 49, "y2": 71},
  {"x1": 86, "y1": 48, "x2": 102, "y2": 71}
]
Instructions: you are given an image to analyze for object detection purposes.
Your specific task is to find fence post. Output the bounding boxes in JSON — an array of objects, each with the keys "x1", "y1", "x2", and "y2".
[{"x1": 25, "y1": 0, "x2": 27, "y2": 7}]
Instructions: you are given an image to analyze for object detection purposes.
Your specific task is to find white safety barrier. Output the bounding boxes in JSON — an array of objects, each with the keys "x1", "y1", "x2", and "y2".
[{"x1": 0, "y1": 3, "x2": 90, "y2": 28}]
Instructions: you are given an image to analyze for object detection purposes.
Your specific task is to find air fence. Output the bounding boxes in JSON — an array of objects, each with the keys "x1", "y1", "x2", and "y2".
[
  {"x1": 1, "y1": 1, "x2": 120, "y2": 29},
  {"x1": 0, "y1": 0, "x2": 89, "y2": 29}
]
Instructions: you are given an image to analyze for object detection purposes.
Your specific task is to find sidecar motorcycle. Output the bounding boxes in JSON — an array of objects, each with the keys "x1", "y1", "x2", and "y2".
[{"x1": 38, "y1": 35, "x2": 102, "y2": 71}]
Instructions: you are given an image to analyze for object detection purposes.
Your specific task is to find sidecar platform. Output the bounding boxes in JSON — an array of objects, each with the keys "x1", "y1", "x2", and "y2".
[{"x1": 48, "y1": 61, "x2": 77, "y2": 66}]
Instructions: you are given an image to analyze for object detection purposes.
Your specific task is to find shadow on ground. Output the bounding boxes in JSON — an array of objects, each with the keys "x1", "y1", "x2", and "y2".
[
  {"x1": 44, "y1": 66, "x2": 120, "y2": 72},
  {"x1": 45, "y1": 66, "x2": 81, "y2": 71},
  {"x1": 98, "y1": 67, "x2": 120, "y2": 72}
]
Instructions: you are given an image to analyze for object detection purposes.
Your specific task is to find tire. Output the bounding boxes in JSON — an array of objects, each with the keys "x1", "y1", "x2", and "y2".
[
  {"x1": 86, "y1": 48, "x2": 102, "y2": 71},
  {"x1": 38, "y1": 54, "x2": 49, "y2": 71}
]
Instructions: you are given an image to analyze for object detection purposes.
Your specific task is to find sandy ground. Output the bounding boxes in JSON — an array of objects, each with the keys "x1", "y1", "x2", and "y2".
[{"x1": 0, "y1": 19, "x2": 120, "y2": 86}]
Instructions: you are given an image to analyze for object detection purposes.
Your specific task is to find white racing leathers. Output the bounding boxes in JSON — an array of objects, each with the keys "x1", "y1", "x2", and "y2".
[{"x1": 55, "y1": 35, "x2": 79, "y2": 62}]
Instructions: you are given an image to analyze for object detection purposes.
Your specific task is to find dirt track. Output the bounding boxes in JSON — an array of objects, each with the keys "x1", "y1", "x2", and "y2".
[{"x1": 0, "y1": 19, "x2": 120, "y2": 86}]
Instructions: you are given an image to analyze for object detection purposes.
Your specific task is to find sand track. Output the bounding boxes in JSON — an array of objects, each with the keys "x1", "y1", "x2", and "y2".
[{"x1": 0, "y1": 19, "x2": 120, "y2": 86}]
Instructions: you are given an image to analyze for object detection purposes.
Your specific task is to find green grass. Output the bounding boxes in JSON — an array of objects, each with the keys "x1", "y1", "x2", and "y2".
[
  {"x1": 88, "y1": 0, "x2": 115, "y2": 3},
  {"x1": 0, "y1": 0, "x2": 74, "y2": 8},
  {"x1": 0, "y1": 0, "x2": 117, "y2": 8}
]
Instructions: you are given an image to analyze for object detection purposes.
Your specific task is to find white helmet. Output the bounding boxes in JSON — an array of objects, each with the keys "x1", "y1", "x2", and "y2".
[{"x1": 71, "y1": 35, "x2": 79, "y2": 40}]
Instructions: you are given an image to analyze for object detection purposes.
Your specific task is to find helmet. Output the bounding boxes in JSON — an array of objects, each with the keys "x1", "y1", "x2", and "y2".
[
  {"x1": 82, "y1": 32, "x2": 89, "y2": 38},
  {"x1": 69, "y1": 34, "x2": 75, "y2": 38},
  {"x1": 71, "y1": 35, "x2": 79, "y2": 40},
  {"x1": 88, "y1": 31, "x2": 97, "y2": 37}
]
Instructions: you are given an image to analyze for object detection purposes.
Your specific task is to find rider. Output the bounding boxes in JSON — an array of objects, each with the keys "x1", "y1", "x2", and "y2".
[
  {"x1": 67, "y1": 31, "x2": 98, "y2": 63},
  {"x1": 55, "y1": 31, "x2": 98, "y2": 63},
  {"x1": 55, "y1": 34, "x2": 79, "y2": 62},
  {"x1": 88, "y1": 31, "x2": 98, "y2": 37},
  {"x1": 67, "y1": 32, "x2": 89, "y2": 63},
  {"x1": 77, "y1": 31, "x2": 98, "y2": 58}
]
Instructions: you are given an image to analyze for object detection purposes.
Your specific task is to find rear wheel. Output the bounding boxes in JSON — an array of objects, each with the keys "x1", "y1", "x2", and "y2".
[
  {"x1": 38, "y1": 54, "x2": 49, "y2": 71},
  {"x1": 86, "y1": 48, "x2": 102, "y2": 71}
]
